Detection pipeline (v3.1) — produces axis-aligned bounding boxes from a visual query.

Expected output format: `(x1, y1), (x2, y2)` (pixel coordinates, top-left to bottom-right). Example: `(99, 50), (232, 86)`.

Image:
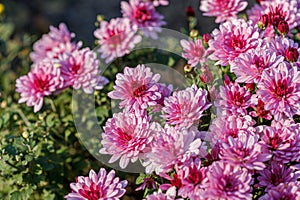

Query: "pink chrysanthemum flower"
(202, 161), (253, 200)
(160, 157), (207, 199)
(257, 161), (300, 191)
(199, 0), (248, 23)
(143, 125), (206, 174)
(162, 84), (211, 129)
(121, 0), (166, 39)
(220, 134), (271, 171)
(259, 182), (300, 200)
(267, 36), (300, 63)
(250, 96), (273, 120)
(208, 19), (260, 66)
(215, 81), (252, 115)
(256, 62), (300, 120)
(59, 47), (108, 94)
(258, 119), (300, 163)
(65, 168), (127, 200)
(147, 0), (169, 7)
(94, 18), (142, 64)
(100, 110), (155, 169)
(30, 23), (79, 63)
(144, 187), (177, 200)
(231, 47), (285, 83)
(209, 114), (257, 144)
(180, 39), (206, 67)
(108, 64), (172, 112)
(16, 62), (63, 112)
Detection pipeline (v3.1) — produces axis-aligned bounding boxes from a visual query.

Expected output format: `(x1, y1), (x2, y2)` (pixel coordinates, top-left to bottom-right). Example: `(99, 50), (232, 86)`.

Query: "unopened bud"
(246, 83), (255, 91)
(285, 47), (299, 62)
(202, 33), (212, 44)
(190, 29), (199, 38)
(185, 6), (195, 17)
(184, 64), (194, 73)
(257, 14), (268, 30)
(277, 20), (289, 36)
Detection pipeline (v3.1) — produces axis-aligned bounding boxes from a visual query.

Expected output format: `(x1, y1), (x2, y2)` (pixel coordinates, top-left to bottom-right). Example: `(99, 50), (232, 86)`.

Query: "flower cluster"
(16, 0), (300, 199)
(16, 23), (108, 112)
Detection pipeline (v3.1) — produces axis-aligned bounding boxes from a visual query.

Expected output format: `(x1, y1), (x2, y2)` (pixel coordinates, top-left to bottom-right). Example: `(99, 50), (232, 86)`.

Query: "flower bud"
(202, 33), (212, 44)
(246, 83), (255, 91)
(185, 6), (195, 17)
(184, 64), (194, 73)
(285, 47), (299, 62)
(277, 20), (289, 36)
(257, 14), (268, 30)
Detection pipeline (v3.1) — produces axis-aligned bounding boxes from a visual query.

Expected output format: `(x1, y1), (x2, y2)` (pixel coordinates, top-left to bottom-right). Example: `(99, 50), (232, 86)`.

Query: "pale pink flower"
(162, 85), (211, 129)
(121, 0), (166, 39)
(143, 125), (206, 174)
(144, 187), (177, 200)
(258, 119), (300, 163)
(208, 19), (260, 66)
(215, 81), (252, 115)
(59, 48), (107, 94)
(30, 23), (79, 63)
(108, 64), (172, 112)
(202, 161), (253, 200)
(231, 47), (285, 83)
(100, 110), (155, 169)
(199, 0), (248, 23)
(16, 62), (63, 112)
(256, 62), (300, 120)
(259, 182), (300, 200)
(209, 114), (257, 144)
(267, 36), (300, 63)
(257, 161), (300, 191)
(180, 39), (206, 67)
(94, 18), (142, 63)
(220, 134), (271, 171)
(147, 0), (169, 7)
(65, 168), (127, 200)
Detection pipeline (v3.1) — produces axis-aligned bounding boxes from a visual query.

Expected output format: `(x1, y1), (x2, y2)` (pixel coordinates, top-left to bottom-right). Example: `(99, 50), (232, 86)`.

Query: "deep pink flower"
(202, 161), (253, 200)
(208, 19), (260, 66)
(220, 134), (271, 171)
(231, 47), (284, 83)
(65, 168), (127, 200)
(258, 119), (300, 163)
(16, 62), (63, 112)
(248, 0), (300, 36)
(250, 97), (272, 120)
(259, 182), (300, 200)
(121, 0), (166, 39)
(143, 125), (206, 174)
(108, 64), (172, 112)
(94, 18), (142, 63)
(256, 62), (300, 120)
(199, 0), (248, 23)
(162, 84), (211, 129)
(100, 110), (155, 169)
(180, 39), (206, 67)
(59, 48), (108, 94)
(30, 23), (79, 63)
(215, 81), (252, 115)
(147, 0), (169, 7)
(257, 161), (300, 191)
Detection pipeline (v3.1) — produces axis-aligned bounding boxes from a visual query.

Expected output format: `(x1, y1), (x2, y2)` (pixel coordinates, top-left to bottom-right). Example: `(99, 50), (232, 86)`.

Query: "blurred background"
(4, 0), (256, 46)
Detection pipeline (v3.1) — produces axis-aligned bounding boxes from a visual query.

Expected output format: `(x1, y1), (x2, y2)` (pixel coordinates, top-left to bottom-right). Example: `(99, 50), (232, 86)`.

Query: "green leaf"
(46, 113), (57, 127)
(10, 185), (33, 200)
(135, 173), (146, 185)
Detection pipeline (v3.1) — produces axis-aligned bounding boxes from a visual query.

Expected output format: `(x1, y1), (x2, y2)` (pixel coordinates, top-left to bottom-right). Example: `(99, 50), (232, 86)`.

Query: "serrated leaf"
(46, 113), (57, 127)
(10, 186), (33, 200)
(135, 173), (146, 185)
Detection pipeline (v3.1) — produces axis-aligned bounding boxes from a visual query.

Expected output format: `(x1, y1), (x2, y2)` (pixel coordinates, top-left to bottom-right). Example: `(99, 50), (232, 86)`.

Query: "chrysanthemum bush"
(1, 0), (300, 199)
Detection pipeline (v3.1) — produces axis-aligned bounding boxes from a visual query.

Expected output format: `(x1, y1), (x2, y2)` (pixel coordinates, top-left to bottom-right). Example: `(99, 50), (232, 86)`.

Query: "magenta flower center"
(222, 176), (238, 192)
(253, 55), (267, 71)
(274, 79), (289, 98)
(116, 128), (132, 145)
(226, 35), (246, 51)
(78, 183), (103, 200)
(133, 84), (147, 97)
(33, 76), (50, 92)
(134, 6), (152, 23)
(187, 166), (203, 184)
(268, 134), (282, 150)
